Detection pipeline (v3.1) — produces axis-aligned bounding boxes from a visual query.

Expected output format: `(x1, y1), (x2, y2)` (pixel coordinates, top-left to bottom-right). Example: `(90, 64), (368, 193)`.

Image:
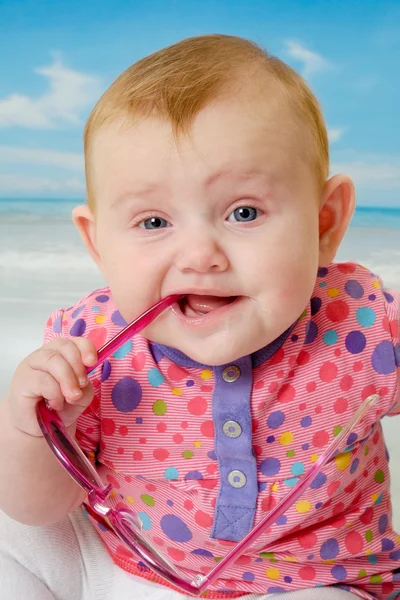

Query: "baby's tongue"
(184, 294), (233, 316)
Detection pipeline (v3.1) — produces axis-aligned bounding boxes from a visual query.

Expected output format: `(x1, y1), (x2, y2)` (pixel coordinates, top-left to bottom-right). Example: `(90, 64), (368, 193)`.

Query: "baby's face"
(87, 93), (321, 365)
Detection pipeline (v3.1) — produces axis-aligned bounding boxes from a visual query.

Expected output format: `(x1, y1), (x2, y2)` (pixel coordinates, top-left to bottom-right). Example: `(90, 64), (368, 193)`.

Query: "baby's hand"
(6, 338), (97, 437)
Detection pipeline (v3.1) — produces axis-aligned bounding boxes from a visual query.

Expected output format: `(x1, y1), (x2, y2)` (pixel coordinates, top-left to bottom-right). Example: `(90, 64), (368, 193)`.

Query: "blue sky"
(0, 0), (399, 206)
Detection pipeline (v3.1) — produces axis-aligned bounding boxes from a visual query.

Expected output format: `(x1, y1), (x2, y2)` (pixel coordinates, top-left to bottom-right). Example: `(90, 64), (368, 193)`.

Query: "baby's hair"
(84, 34), (329, 208)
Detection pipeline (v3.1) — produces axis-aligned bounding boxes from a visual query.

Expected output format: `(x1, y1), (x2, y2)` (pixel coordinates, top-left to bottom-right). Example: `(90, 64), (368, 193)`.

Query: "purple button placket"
(211, 355), (257, 542)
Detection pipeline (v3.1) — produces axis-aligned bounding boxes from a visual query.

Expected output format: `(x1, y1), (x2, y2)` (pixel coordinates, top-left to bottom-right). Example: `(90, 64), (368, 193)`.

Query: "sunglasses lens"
(49, 420), (104, 490)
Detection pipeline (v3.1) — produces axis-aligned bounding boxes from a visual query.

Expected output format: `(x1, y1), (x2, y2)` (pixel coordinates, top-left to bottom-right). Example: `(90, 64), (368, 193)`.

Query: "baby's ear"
(318, 174), (356, 267)
(72, 205), (102, 267)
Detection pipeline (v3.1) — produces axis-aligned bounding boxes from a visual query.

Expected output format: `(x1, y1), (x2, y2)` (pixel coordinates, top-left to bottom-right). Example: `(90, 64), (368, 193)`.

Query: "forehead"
(89, 90), (312, 195)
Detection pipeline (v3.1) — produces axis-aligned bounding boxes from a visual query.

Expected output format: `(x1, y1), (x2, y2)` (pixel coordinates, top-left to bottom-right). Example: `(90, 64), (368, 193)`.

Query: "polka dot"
(350, 459), (360, 474)
(279, 432), (294, 445)
(379, 514), (388, 534)
(113, 340), (133, 359)
(52, 315), (62, 333)
(324, 330), (338, 345)
(382, 539), (395, 552)
(111, 311), (127, 327)
(138, 512), (152, 530)
(310, 472), (327, 489)
(266, 567), (280, 580)
(335, 452), (351, 471)
(153, 400), (167, 415)
(132, 352), (146, 371)
(345, 531), (364, 554)
(243, 572), (255, 582)
(260, 457), (281, 476)
(184, 471), (203, 480)
(161, 515), (193, 542)
(345, 280), (364, 299)
(345, 331), (366, 354)
(72, 305), (86, 318)
(305, 321), (318, 344)
(200, 420), (215, 438)
(164, 467), (179, 480)
(320, 538), (339, 560)
(200, 369), (213, 381)
(296, 500), (311, 514)
(320, 361), (338, 383)
(372, 341), (396, 375)
(112, 377), (142, 412)
(101, 418), (116, 436)
(326, 300), (349, 323)
(374, 469), (385, 483)
(101, 360), (111, 382)
(356, 307), (376, 328)
(331, 565), (347, 581)
(301, 416), (312, 428)
(291, 462), (305, 476)
(154, 448), (169, 461)
(297, 532), (317, 549)
(312, 430), (329, 448)
(334, 397), (348, 414)
(195, 510), (213, 528)
(167, 364), (188, 381)
(148, 368), (165, 387)
(311, 297), (322, 315)
(318, 267), (328, 277)
(268, 411), (285, 429)
(167, 547), (185, 561)
(70, 318), (86, 337)
(187, 396), (207, 416)
(182, 450), (194, 459)
(299, 566), (316, 580)
(141, 494), (155, 507)
(277, 384), (296, 403)
(186, 380), (195, 387)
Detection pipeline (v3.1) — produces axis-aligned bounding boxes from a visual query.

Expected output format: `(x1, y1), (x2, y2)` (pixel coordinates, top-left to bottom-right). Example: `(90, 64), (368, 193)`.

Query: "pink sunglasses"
(36, 296), (378, 595)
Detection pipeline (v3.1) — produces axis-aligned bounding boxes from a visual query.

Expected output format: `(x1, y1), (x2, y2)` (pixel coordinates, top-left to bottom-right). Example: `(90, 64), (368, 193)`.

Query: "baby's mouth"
(178, 294), (238, 318)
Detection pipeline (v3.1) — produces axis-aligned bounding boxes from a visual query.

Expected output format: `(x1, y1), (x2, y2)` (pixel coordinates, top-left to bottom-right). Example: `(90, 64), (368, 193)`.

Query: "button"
(223, 420), (242, 438)
(228, 470), (247, 488)
(222, 365), (241, 383)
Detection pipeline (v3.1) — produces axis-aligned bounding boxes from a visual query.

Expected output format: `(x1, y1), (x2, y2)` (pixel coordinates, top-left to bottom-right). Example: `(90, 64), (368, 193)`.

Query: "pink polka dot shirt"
(44, 262), (400, 600)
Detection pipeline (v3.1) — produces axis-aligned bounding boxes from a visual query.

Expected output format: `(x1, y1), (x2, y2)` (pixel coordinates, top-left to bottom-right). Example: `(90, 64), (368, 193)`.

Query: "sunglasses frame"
(36, 296), (379, 595)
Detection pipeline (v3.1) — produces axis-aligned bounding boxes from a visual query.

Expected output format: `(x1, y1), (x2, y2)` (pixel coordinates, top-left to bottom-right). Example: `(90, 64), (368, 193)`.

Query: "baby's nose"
(174, 230), (229, 274)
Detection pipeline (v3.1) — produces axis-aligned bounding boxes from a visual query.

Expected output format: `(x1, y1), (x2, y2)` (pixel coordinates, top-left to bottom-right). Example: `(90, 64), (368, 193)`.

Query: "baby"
(0, 34), (399, 600)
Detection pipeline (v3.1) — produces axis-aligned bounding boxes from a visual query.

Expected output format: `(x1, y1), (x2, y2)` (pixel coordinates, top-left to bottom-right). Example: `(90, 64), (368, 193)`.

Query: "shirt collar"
(151, 321), (297, 370)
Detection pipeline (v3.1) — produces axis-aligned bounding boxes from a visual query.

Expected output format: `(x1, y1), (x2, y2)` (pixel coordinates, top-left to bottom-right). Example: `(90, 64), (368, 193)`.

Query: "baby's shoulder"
(44, 287), (130, 348)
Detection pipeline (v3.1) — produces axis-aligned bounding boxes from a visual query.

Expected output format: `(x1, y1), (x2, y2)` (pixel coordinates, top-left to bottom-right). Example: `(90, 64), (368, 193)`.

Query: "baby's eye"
(227, 206), (261, 222)
(138, 216), (171, 230)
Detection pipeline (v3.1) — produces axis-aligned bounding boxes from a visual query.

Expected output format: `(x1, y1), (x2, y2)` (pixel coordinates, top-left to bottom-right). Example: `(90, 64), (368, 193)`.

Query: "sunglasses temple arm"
(86, 295), (181, 375)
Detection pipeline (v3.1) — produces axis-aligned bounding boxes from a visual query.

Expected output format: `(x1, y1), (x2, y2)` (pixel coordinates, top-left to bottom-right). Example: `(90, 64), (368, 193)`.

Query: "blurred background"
(0, 0), (399, 520)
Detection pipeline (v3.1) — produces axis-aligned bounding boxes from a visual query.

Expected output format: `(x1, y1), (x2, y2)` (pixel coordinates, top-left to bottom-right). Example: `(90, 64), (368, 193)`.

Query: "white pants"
(0, 507), (358, 600)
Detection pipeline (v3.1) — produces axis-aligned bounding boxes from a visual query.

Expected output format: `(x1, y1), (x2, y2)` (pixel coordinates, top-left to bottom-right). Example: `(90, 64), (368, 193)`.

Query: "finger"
(28, 349), (85, 402)
(69, 337), (98, 369)
(48, 339), (93, 388)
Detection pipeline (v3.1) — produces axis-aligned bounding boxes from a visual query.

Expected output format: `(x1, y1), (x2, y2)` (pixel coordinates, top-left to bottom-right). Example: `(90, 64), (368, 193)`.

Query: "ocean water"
(1, 199), (400, 294)
(1, 198), (400, 228)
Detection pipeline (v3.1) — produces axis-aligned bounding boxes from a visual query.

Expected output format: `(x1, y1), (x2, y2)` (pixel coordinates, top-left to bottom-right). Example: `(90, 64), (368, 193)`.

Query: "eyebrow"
(113, 169), (270, 208)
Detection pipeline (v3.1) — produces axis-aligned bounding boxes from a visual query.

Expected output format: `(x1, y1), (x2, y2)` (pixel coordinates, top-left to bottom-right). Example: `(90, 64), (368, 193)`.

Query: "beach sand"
(1, 217), (400, 529)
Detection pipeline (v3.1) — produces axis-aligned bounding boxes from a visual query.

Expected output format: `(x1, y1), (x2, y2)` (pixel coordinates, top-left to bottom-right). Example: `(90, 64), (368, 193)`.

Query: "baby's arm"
(0, 328), (97, 526)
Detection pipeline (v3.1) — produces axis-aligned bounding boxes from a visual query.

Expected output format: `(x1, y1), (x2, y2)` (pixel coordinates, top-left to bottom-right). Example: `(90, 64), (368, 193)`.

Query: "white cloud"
(0, 56), (101, 129)
(0, 173), (85, 194)
(331, 154), (400, 190)
(284, 40), (330, 78)
(327, 128), (346, 143)
(0, 146), (83, 171)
